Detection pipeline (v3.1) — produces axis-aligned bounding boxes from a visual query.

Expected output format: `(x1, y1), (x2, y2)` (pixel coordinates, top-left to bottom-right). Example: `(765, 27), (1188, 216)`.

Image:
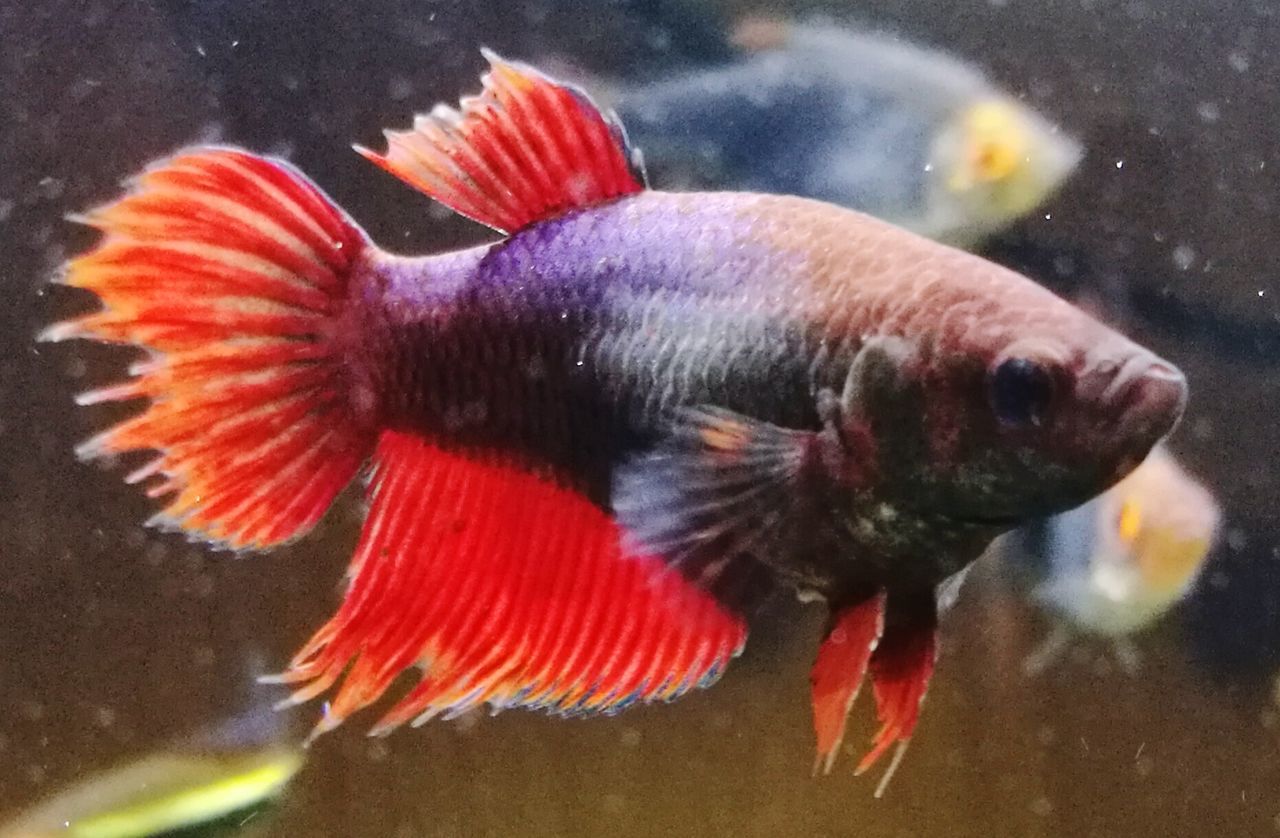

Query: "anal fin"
(273, 431), (747, 738)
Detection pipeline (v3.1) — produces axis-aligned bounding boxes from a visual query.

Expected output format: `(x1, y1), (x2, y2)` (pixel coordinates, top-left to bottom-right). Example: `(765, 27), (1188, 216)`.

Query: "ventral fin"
(613, 406), (815, 597)
(810, 593), (885, 776)
(358, 49), (647, 234)
(856, 601), (939, 797)
(272, 431), (746, 738)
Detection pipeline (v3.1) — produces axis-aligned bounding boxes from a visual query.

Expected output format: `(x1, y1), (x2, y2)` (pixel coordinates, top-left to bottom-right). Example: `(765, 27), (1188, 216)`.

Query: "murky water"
(3, 1), (1278, 835)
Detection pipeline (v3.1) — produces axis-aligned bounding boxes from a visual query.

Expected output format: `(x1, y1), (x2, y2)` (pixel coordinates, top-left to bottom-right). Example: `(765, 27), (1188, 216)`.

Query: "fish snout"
(1109, 357), (1188, 445)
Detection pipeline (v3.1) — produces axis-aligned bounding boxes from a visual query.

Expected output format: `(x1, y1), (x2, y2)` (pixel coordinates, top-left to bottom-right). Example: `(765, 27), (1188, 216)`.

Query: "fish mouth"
(1108, 357), (1188, 442)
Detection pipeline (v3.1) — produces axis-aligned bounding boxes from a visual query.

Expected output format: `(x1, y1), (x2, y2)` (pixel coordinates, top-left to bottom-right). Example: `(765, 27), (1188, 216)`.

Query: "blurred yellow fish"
(998, 444), (1221, 673)
(0, 708), (301, 838)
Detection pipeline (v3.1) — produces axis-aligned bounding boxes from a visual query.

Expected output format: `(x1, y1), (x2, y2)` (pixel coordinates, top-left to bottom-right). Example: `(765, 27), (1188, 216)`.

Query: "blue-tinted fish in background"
(996, 444), (1221, 674)
(601, 15), (1083, 248)
(41, 54), (1186, 792)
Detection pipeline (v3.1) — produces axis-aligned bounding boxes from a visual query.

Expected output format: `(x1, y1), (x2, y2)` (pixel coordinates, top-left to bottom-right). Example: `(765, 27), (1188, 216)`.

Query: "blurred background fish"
(593, 15), (1082, 248)
(994, 444), (1221, 675)
(0, 662), (302, 838)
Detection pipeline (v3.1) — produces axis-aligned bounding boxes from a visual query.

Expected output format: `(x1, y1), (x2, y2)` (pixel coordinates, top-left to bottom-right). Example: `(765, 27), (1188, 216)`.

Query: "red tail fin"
(43, 148), (375, 550)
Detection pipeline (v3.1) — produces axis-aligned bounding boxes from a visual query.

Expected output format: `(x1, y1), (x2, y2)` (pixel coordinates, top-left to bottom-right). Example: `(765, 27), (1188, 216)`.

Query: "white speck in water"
(196, 43), (206, 57)
(923, 162), (934, 173)
(1196, 101), (1222, 123)
(64, 357), (87, 379)
(94, 706), (116, 729)
(1228, 49), (1250, 73)
(1115, 159), (1125, 169)
(231, 39), (240, 48)
(1226, 528), (1248, 552)
(1171, 244), (1196, 271)
(388, 76), (413, 101)
(1044, 213), (1052, 220)
(35, 176), (64, 201)
(1259, 289), (1267, 297)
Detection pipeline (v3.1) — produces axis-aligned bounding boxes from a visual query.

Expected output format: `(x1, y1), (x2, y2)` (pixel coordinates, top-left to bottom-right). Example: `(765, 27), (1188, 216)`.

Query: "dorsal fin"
(357, 49), (647, 233)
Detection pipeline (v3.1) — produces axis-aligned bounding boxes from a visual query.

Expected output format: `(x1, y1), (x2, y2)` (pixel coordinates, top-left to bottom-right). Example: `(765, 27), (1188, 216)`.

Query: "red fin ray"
(276, 431), (747, 738)
(44, 148), (375, 550)
(358, 50), (646, 233)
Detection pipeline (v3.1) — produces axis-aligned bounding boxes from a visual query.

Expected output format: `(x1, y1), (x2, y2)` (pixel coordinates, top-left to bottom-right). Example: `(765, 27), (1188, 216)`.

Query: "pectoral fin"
(613, 406), (822, 599)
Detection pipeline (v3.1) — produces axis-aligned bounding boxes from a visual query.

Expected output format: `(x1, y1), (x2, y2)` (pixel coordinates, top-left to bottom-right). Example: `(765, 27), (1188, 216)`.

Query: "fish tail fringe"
(44, 147), (377, 550)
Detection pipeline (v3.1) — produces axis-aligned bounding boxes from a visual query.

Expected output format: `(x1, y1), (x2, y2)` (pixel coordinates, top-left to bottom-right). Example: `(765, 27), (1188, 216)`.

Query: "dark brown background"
(2, 1), (1278, 835)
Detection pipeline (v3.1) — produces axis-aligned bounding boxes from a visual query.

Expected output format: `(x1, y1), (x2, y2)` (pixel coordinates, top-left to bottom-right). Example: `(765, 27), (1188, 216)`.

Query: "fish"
(998, 444), (1220, 675)
(41, 52), (1186, 793)
(0, 714), (301, 838)
(602, 15), (1083, 248)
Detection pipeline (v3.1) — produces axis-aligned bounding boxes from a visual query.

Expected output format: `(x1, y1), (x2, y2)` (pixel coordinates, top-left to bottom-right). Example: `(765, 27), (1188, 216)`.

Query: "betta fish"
(999, 444), (1220, 675)
(601, 16), (1083, 248)
(42, 52), (1187, 793)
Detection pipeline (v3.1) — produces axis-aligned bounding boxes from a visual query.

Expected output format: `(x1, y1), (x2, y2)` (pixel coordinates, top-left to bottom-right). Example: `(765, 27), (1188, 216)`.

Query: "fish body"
(356, 190), (1174, 598)
(607, 18), (1083, 247)
(44, 54), (1184, 790)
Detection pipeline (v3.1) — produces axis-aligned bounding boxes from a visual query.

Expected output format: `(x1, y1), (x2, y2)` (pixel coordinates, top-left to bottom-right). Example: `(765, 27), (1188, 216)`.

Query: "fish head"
(900, 298), (1187, 529)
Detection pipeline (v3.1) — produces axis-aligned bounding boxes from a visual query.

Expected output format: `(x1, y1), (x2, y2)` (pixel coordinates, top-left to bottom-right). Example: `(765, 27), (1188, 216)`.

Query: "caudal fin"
(43, 148), (376, 550)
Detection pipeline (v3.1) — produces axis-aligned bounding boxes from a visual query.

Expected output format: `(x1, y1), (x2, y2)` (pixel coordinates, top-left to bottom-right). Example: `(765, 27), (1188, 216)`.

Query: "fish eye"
(988, 357), (1056, 428)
